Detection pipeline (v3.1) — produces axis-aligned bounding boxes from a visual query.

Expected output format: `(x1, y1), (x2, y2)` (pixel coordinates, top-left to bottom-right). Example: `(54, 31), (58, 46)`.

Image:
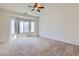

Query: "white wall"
(39, 4), (79, 46)
(0, 8), (38, 42)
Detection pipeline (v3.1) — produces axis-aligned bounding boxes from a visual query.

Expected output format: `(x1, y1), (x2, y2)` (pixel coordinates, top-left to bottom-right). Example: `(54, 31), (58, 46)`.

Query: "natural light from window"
(11, 20), (15, 34)
(31, 21), (35, 32)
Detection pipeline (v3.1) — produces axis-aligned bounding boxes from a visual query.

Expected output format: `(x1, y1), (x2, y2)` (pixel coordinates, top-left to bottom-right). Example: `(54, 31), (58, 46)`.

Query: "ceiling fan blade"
(37, 9), (40, 12)
(39, 7), (44, 9)
(31, 9), (35, 11)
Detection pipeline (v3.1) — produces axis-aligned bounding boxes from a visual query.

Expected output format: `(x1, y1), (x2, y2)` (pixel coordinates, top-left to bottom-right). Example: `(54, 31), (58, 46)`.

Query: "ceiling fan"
(28, 3), (44, 12)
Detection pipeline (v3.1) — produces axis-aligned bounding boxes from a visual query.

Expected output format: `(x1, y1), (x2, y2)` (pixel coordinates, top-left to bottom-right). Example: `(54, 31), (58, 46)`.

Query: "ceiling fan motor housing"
(28, 3), (44, 12)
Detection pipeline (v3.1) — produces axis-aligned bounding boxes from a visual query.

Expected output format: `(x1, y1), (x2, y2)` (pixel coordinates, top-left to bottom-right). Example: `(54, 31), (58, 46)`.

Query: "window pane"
(19, 21), (23, 33)
(31, 21), (35, 32)
(11, 20), (15, 34)
(24, 22), (29, 32)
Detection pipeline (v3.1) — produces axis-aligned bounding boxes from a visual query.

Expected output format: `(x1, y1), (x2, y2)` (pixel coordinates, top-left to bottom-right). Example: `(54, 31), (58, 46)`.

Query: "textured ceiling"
(0, 3), (78, 17)
(0, 3), (45, 16)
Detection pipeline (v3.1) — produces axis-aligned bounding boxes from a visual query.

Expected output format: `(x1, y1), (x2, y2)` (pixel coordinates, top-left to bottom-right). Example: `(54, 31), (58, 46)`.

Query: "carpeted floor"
(0, 37), (79, 56)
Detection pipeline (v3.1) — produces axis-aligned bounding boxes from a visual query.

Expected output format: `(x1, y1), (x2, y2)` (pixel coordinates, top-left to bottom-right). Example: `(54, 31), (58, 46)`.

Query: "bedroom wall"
(39, 4), (79, 46)
(0, 8), (38, 42)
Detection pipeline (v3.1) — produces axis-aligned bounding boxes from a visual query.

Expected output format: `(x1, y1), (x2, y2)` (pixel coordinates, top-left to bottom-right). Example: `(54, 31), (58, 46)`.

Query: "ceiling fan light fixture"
(28, 3), (44, 12)
(34, 7), (38, 10)
(38, 3), (44, 7)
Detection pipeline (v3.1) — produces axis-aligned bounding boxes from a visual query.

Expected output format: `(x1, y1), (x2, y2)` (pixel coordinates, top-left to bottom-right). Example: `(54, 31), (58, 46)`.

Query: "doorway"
(10, 17), (39, 39)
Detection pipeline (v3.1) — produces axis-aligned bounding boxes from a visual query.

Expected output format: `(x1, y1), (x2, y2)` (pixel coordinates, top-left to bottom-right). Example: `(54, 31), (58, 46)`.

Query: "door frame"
(15, 17), (39, 37)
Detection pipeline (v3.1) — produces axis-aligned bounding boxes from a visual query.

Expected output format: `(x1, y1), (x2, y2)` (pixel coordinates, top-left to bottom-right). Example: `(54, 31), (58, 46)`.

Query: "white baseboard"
(39, 35), (79, 46)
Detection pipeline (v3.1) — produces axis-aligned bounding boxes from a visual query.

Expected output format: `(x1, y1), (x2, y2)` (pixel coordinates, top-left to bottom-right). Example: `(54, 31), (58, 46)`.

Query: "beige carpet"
(0, 37), (79, 56)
